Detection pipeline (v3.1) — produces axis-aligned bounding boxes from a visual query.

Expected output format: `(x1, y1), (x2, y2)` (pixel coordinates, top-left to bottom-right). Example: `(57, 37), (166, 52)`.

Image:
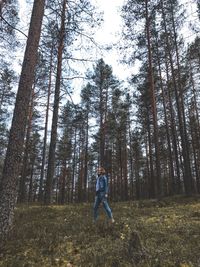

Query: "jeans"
(93, 192), (113, 221)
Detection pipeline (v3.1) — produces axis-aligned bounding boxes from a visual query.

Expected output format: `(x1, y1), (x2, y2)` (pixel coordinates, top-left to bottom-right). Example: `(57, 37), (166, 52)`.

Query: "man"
(93, 167), (114, 223)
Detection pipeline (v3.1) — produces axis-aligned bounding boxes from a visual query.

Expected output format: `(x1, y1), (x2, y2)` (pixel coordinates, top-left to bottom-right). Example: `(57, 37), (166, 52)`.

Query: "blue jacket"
(96, 175), (108, 194)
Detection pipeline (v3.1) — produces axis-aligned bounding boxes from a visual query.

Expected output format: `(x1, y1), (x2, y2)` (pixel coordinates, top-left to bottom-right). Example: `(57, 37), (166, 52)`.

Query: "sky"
(90, 0), (126, 70)
(91, 0), (136, 79)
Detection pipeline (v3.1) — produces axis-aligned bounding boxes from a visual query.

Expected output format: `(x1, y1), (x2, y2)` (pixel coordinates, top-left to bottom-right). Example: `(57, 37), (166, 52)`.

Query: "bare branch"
(64, 57), (96, 62)
(0, 14), (28, 38)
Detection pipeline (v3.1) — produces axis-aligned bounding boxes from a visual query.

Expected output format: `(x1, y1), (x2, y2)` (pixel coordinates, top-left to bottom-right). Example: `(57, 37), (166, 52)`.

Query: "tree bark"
(170, 0), (193, 194)
(164, 57), (182, 194)
(71, 128), (77, 202)
(18, 88), (34, 203)
(38, 44), (53, 202)
(44, 0), (66, 204)
(83, 111), (89, 201)
(145, 0), (162, 198)
(146, 116), (155, 198)
(155, 39), (175, 195)
(0, 0), (45, 243)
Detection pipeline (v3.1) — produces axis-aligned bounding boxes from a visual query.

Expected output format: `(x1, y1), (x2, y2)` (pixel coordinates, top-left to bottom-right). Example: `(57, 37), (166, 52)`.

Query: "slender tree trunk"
(145, 0), (162, 198)
(161, 0), (183, 193)
(83, 112), (89, 201)
(99, 82), (104, 166)
(38, 44), (53, 202)
(161, 0), (192, 194)
(44, 0), (66, 204)
(155, 40), (175, 195)
(0, 0), (45, 243)
(189, 108), (200, 193)
(189, 58), (200, 142)
(78, 130), (84, 202)
(99, 111), (105, 167)
(118, 135), (123, 200)
(28, 157), (35, 203)
(58, 162), (66, 204)
(170, 1), (193, 194)
(164, 57), (182, 194)
(123, 139), (128, 200)
(71, 128), (77, 203)
(189, 57), (200, 192)
(145, 134), (151, 198)
(135, 149), (140, 200)
(112, 146), (117, 201)
(99, 77), (108, 168)
(147, 114), (155, 198)
(18, 88), (34, 202)
(128, 124), (134, 200)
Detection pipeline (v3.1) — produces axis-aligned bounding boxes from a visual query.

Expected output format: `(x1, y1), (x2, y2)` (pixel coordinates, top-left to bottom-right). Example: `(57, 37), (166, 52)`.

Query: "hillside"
(0, 196), (200, 267)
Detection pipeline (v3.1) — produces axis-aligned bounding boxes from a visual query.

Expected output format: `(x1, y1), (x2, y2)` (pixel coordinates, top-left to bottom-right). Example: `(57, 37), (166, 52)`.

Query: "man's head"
(97, 167), (106, 175)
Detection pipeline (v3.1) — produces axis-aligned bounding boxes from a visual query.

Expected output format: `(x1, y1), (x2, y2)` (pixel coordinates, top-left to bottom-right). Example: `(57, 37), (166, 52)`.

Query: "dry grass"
(0, 195), (200, 267)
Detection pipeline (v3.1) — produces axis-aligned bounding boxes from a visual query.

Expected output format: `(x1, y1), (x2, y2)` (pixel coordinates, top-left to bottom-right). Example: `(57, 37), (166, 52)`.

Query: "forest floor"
(0, 195), (200, 267)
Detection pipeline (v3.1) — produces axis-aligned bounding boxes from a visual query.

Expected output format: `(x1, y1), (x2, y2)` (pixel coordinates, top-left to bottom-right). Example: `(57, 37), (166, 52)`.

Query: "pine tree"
(44, 0), (67, 205)
(91, 59), (119, 168)
(80, 83), (93, 201)
(43, 0), (100, 204)
(57, 101), (75, 204)
(0, 0), (45, 243)
(0, 65), (16, 176)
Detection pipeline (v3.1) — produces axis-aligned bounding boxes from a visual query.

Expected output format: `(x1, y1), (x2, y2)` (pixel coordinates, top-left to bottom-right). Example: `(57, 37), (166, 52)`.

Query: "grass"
(0, 195), (200, 267)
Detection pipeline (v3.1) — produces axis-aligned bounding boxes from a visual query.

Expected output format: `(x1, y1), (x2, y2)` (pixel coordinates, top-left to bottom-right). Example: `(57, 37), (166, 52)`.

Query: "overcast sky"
(90, 0), (135, 80)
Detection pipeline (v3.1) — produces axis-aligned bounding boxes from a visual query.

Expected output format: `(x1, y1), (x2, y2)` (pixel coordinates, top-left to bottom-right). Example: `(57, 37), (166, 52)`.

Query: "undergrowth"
(0, 195), (199, 267)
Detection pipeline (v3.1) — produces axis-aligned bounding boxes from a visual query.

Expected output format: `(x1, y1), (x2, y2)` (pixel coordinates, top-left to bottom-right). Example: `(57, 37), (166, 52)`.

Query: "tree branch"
(0, 14), (28, 38)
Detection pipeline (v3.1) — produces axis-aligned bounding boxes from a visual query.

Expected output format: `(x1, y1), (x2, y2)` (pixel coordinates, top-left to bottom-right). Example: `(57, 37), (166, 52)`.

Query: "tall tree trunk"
(71, 128), (77, 203)
(145, 134), (151, 198)
(147, 113), (155, 198)
(170, 0), (193, 194)
(123, 137), (128, 200)
(83, 112), (89, 202)
(0, 0), (45, 243)
(99, 108), (105, 167)
(78, 130), (84, 202)
(99, 81), (103, 166)
(99, 80), (108, 168)
(58, 162), (66, 204)
(135, 148), (140, 200)
(38, 44), (53, 202)
(189, 108), (200, 193)
(161, 0), (183, 193)
(188, 56), (200, 193)
(145, 0), (162, 198)
(44, 0), (66, 204)
(161, 0), (192, 194)
(155, 40), (175, 195)
(28, 157), (35, 203)
(18, 88), (34, 202)
(128, 125), (134, 200)
(118, 134), (123, 200)
(164, 57), (182, 194)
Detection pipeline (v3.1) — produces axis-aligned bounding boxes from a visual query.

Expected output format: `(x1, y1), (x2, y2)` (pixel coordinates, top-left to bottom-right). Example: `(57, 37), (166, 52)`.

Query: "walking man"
(93, 167), (114, 223)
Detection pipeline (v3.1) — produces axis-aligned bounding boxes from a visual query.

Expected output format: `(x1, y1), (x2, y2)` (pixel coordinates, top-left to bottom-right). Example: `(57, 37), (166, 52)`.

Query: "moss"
(0, 196), (199, 267)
